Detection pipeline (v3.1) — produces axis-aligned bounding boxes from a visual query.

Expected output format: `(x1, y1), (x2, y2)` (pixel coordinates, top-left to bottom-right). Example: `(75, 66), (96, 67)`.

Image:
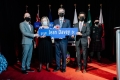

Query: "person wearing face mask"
(37, 16), (53, 72)
(19, 13), (39, 74)
(53, 8), (71, 73)
(89, 18), (103, 63)
(73, 12), (90, 73)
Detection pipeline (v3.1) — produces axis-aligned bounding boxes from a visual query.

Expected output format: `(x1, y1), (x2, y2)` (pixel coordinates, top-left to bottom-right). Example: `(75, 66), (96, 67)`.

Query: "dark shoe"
(37, 68), (41, 72)
(62, 69), (66, 73)
(83, 69), (86, 73)
(53, 68), (60, 72)
(26, 69), (35, 72)
(97, 60), (102, 63)
(22, 70), (28, 74)
(46, 68), (50, 72)
(88, 58), (92, 63)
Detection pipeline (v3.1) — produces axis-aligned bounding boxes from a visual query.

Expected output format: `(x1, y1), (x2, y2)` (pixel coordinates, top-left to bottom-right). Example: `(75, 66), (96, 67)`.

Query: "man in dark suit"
(53, 8), (71, 72)
(74, 12), (90, 73)
(19, 13), (39, 74)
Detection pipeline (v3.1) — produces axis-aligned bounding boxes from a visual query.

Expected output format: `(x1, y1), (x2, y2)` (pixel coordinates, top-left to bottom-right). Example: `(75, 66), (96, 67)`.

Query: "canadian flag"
(99, 8), (105, 50)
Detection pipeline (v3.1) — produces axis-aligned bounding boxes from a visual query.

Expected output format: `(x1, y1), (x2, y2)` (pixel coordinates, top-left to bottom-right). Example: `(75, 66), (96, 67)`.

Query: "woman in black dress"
(37, 16), (52, 72)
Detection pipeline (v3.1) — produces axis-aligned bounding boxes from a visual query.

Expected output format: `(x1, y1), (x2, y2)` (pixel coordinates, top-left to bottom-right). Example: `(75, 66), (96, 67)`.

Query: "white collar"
(79, 21), (84, 23)
(59, 17), (64, 20)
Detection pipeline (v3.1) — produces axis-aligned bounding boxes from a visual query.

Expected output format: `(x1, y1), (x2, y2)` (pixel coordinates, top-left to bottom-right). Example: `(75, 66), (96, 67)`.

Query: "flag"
(87, 8), (92, 27)
(87, 8), (92, 48)
(36, 13), (40, 22)
(73, 8), (78, 24)
(48, 7), (54, 28)
(99, 8), (105, 50)
(49, 8), (52, 22)
(34, 6), (41, 47)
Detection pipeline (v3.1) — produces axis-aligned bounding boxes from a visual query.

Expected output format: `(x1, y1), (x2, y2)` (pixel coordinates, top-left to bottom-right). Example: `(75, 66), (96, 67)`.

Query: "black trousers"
(76, 43), (87, 69)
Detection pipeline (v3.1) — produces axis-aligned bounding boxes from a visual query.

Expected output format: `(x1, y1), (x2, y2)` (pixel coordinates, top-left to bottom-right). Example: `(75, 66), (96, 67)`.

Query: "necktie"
(60, 20), (63, 28)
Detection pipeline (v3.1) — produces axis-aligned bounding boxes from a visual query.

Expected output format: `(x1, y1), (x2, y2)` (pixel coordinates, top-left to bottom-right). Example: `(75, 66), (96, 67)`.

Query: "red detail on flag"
(101, 24), (105, 50)
(101, 24), (105, 37)
(36, 14), (40, 22)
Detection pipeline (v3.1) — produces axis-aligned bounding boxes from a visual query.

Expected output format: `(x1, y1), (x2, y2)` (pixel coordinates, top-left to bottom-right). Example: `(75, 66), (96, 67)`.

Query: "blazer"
(19, 21), (34, 44)
(74, 22), (90, 45)
(54, 18), (71, 40)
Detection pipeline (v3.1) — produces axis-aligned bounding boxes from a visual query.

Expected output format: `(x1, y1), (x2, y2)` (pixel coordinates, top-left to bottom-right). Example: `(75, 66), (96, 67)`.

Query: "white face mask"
(42, 21), (48, 26)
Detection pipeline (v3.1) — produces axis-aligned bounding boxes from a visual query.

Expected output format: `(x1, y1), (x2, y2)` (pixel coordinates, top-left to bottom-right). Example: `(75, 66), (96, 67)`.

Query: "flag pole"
(60, 4), (63, 8)
(37, 5), (39, 18)
(74, 4), (76, 9)
(87, 4), (91, 48)
(100, 4), (102, 8)
(88, 4), (90, 9)
(26, 5), (28, 12)
(49, 4), (51, 10)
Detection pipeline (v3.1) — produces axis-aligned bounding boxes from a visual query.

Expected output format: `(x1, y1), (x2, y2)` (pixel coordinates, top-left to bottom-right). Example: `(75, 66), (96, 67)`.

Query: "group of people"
(19, 8), (103, 74)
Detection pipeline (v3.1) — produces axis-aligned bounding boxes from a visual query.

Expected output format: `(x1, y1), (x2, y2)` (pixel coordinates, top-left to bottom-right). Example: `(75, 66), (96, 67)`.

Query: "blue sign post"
(38, 28), (78, 38)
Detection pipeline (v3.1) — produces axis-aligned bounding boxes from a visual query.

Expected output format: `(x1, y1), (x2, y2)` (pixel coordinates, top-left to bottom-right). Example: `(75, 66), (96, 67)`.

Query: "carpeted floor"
(0, 58), (116, 80)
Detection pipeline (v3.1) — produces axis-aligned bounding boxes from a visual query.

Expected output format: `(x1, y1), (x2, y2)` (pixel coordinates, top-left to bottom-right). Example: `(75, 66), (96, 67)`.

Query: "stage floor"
(0, 58), (116, 80)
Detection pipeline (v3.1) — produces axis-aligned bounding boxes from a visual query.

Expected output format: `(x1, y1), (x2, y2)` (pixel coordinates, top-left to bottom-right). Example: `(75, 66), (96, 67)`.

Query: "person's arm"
(67, 20), (71, 28)
(19, 23), (35, 38)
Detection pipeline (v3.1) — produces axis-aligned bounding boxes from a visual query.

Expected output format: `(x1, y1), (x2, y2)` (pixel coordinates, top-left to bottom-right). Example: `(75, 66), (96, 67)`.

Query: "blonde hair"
(41, 16), (50, 26)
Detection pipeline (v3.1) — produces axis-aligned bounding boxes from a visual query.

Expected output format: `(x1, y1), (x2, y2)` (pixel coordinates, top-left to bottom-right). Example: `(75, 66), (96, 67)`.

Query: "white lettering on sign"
(41, 32), (47, 36)
(49, 30), (57, 34)
(58, 30), (70, 35)
(72, 30), (75, 34)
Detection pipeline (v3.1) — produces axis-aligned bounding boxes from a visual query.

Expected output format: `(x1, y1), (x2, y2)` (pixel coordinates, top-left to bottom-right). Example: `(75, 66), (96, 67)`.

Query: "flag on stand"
(99, 8), (105, 50)
(34, 6), (41, 47)
(48, 7), (54, 28)
(73, 8), (78, 25)
(87, 7), (92, 48)
(87, 8), (92, 27)
(49, 7), (52, 22)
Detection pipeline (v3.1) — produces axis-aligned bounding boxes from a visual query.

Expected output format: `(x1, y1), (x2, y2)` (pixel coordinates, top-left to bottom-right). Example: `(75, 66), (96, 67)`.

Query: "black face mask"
(95, 22), (99, 25)
(59, 13), (64, 17)
(25, 17), (31, 21)
(79, 17), (84, 21)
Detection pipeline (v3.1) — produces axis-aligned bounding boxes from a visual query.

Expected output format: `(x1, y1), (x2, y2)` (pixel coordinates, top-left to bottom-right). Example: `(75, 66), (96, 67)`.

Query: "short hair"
(58, 8), (65, 13)
(79, 11), (86, 17)
(24, 12), (30, 18)
(41, 16), (50, 26)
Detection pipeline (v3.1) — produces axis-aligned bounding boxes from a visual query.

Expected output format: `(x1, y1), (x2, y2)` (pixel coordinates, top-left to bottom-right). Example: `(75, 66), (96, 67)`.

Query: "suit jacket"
(19, 21), (34, 44)
(54, 18), (71, 40)
(74, 22), (90, 46)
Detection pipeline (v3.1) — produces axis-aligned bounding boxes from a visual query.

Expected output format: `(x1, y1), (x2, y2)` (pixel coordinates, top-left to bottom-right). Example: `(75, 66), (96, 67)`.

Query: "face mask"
(42, 21), (48, 26)
(79, 17), (84, 21)
(59, 13), (64, 17)
(25, 17), (31, 21)
(95, 22), (99, 25)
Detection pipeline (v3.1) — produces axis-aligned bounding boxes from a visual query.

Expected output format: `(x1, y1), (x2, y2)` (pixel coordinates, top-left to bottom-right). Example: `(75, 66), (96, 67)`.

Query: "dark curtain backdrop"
(0, 0), (120, 65)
